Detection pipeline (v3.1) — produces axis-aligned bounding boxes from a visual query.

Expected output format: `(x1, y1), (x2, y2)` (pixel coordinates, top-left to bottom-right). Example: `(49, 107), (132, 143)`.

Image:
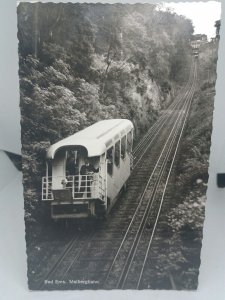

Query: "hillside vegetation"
(17, 3), (193, 224)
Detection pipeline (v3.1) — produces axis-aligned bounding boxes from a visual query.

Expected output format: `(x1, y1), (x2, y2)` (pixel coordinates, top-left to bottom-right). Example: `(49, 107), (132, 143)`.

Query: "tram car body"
(42, 119), (134, 219)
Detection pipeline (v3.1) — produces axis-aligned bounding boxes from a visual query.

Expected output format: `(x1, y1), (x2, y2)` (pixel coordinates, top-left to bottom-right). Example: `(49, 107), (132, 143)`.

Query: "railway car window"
(127, 131), (133, 154)
(121, 136), (126, 160)
(107, 147), (113, 175)
(115, 140), (120, 167)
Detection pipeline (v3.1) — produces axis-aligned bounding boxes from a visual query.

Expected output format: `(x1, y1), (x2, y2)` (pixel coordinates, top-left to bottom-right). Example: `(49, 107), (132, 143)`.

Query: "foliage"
(17, 3), (193, 226)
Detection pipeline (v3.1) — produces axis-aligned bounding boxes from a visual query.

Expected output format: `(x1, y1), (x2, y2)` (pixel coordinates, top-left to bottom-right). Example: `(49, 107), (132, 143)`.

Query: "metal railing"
(42, 174), (106, 201)
(42, 176), (53, 200)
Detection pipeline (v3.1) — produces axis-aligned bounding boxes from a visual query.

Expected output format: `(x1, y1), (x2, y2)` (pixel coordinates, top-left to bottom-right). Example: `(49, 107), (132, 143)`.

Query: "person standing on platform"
(79, 158), (99, 198)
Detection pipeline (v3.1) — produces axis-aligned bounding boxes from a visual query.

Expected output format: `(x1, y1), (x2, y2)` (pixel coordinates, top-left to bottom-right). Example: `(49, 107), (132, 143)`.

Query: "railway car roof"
(46, 119), (133, 159)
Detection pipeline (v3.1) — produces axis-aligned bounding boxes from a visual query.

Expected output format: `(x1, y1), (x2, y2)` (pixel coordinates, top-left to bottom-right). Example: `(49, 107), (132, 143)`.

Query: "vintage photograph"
(17, 1), (221, 290)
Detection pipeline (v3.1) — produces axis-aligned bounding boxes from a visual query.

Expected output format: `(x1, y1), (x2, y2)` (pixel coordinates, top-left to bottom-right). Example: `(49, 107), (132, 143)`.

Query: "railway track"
(102, 62), (197, 289)
(36, 59), (198, 290)
(133, 60), (195, 166)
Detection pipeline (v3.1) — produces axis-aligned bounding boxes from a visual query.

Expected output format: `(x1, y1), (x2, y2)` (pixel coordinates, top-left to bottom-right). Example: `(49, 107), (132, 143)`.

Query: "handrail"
(42, 174), (106, 201)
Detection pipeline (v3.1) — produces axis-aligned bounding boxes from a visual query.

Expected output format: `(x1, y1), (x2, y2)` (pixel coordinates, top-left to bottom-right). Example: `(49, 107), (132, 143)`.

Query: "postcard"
(17, 1), (221, 290)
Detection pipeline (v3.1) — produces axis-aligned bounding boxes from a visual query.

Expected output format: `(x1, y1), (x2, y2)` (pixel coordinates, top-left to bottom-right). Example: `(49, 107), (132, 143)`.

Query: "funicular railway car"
(191, 46), (199, 58)
(42, 119), (134, 219)
(193, 49), (199, 58)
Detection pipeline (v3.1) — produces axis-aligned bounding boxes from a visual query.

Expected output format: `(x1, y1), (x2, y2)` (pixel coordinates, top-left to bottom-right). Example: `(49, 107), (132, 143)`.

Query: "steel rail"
(127, 62), (198, 289)
(137, 62), (198, 289)
(118, 87), (194, 288)
(103, 88), (192, 287)
(117, 111), (185, 289)
(38, 233), (81, 289)
(103, 60), (197, 289)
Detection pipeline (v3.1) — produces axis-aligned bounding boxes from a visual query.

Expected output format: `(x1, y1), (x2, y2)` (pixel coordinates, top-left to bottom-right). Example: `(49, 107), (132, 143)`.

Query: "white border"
(0, 1), (225, 299)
